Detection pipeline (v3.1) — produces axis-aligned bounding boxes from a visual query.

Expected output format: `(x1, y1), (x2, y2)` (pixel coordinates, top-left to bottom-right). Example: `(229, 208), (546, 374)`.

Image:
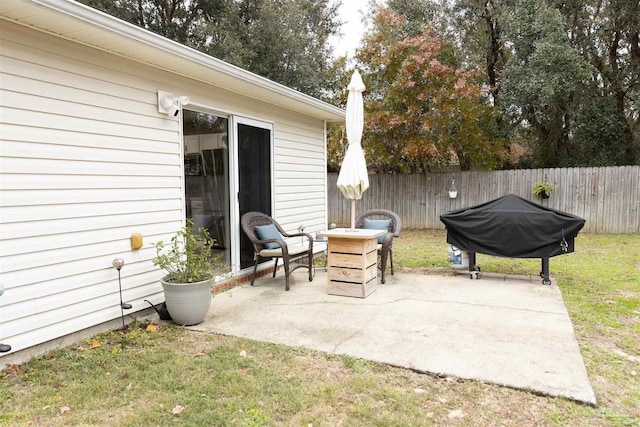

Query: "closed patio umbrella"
(337, 70), (368, 229)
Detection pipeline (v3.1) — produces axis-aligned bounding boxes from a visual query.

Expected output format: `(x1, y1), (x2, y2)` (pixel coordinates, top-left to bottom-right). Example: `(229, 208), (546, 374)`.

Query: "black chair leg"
(389, 250), (394, 276)
(273, 257), (278, 277)
(308, 251), (313, 281)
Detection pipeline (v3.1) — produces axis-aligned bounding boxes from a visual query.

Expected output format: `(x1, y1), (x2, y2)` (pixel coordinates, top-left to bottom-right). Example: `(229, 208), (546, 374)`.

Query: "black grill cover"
(440, 194), (585, 258)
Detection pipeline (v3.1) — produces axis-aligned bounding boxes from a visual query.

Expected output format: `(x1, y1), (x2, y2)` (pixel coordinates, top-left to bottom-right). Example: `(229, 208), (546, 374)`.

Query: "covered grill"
(440, 194), (585, 284)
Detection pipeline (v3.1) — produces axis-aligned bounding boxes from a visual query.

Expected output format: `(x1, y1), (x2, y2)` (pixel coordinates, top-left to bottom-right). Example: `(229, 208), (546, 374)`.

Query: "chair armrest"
(284, 232), (313, 242)
(281, 232), (313, 252)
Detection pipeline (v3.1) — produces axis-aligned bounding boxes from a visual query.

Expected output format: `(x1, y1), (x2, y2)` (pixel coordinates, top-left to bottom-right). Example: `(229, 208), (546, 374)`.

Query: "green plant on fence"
(532, 181), (554, 198)
(153, 218), (229, 283)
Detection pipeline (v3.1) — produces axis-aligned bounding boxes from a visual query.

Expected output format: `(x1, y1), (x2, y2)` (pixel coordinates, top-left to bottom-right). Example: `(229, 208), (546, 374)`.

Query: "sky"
(330, 0), (374, 58)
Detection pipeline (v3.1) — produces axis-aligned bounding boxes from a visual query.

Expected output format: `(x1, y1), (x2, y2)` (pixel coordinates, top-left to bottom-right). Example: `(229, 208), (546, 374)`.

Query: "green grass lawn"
(1, 231), (638, 426)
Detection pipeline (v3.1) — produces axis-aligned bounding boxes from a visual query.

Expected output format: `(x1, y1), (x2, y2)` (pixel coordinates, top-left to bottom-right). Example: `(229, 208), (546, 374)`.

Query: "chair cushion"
(259, 244), (309, 258)
(363, 219), (391, 243)
(255, 224), (282, 249)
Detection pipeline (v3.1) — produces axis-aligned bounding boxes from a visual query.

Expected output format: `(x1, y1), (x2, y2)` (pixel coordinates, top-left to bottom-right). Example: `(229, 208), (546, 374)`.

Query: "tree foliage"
(80, 0), (341, 98)
(386, 0), (639, 168)
(461, 0), (638, 167)
(81, 0), (639, 170)
(452, 0), (508, 108)
(341, 7), (506, 173)
(552, 0), (640, 166)
(499, 0), (591, 167)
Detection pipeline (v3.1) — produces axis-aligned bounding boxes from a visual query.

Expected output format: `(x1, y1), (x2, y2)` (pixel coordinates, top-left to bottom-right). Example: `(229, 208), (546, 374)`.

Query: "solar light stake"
(112, 258), (132, 329)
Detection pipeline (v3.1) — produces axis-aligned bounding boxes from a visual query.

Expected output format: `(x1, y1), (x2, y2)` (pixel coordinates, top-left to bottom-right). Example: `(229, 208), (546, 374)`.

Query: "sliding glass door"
(236, 118), (273, 269)
(182, 111), (272, 273)
(183, 110), (231, 265)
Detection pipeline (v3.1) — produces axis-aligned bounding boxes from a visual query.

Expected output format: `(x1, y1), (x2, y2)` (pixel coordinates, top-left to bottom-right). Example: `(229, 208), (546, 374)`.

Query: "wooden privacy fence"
(327, 166), (639, 233)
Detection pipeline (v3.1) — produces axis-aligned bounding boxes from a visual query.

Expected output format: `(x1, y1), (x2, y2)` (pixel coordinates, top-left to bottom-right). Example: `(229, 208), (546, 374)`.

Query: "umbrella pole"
(351, 199), (356, 229)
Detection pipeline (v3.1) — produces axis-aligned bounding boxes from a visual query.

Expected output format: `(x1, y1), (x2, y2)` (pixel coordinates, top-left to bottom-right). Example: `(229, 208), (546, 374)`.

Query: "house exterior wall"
(0, 20), (328, 358)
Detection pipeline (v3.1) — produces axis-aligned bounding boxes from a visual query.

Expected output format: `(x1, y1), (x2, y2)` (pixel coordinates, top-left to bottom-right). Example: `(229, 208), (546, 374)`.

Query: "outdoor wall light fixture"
(112, 258), (132, 329)
(157, 91), (190, 116)
(449, 177), (458, 199)
(0, 284), (10, 353)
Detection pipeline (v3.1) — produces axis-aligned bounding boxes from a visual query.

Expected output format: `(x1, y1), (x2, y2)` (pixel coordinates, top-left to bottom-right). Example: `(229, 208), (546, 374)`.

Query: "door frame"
(230, 115), (275, 275)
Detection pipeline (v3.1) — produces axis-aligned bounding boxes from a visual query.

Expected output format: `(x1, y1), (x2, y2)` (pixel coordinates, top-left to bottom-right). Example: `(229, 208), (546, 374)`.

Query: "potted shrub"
(533, 181), (554, 199)
(153, 218), (231, 325)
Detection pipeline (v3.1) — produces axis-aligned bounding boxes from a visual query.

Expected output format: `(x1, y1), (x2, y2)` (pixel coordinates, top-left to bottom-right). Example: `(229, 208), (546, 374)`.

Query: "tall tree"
(386, 0), (443, 36)
(80, 0), (341, 98)
(552, 0), (640, 165)
(391, 0), (639, 167)
(200, 0), (341, 96)
(452, 0), (508, 109)
(350, 7), (505, 172)
(388, 0), (512, 164)
(499, 0), (590, 167)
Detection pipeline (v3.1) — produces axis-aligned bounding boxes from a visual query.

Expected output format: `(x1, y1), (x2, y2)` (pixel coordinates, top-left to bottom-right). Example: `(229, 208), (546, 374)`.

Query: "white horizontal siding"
(0, 200), (180, 222)
(0, 210), (178, 238)
(0, 157), (179, 177)
(0, 125), (177, 154)
(0, 67), (153, 115)
(0, 21), (183, 354)
(1, 139), (177, 165)
(1, 226), (168, 270)
(0, 174), (180, 190)
(3, 266), (160, 316)
(2, 27), (160, 100)
(0, 219), (174, 257)
(272, 116), (327, 235)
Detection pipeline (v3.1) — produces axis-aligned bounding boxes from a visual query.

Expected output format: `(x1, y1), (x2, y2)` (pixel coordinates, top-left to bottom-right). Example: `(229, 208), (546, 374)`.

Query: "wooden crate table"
(316, 228), (386, 298)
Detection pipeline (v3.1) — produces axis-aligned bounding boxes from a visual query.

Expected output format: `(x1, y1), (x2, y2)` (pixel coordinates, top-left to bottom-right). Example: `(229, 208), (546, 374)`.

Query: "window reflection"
(183, 110), (230, 265)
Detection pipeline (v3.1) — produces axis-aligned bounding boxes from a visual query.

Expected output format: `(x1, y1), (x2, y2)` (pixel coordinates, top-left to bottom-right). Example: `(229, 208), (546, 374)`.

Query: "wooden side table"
(317, 228), (386, 298)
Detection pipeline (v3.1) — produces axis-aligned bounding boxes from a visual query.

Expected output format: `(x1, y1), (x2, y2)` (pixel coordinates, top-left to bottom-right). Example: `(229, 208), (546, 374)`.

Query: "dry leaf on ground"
(448, 409), (465, 419)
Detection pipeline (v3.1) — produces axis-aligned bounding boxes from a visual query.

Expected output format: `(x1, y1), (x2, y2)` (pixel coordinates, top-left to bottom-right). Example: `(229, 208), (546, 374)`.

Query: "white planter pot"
(161, 277), (213, 325)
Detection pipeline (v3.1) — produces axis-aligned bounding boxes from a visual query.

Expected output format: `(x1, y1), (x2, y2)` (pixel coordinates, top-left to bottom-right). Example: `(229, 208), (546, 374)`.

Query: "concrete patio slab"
(190, 270), (596, 405)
